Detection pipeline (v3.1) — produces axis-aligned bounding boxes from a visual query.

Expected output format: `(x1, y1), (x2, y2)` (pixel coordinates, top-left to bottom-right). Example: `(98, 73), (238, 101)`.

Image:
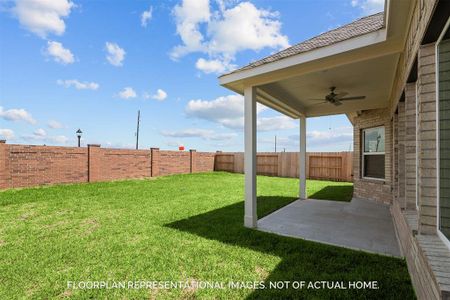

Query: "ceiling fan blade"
(335, 92), (348, 99)
(333, 101), (343, 106)
(339, 96), (366, 101)
(310, 101), (328, 106)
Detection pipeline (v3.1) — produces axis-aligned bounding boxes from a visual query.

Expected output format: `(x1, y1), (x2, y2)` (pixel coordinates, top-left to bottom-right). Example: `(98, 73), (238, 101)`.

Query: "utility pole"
(136, 110), (140, 150)
(274, 135), (277, 152)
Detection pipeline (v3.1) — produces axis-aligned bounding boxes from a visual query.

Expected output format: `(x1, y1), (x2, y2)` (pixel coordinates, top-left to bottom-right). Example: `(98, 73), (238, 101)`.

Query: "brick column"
(0, 140), (10, 189)
(190, 149), (196, 173)
(392, 113), (399, 203)
(398, 102), (406, 209)
(418, 43), (437, 234)
(151, 148), (160, 177)
(88, 144), (101, 182)
(405, 82), (417, 210)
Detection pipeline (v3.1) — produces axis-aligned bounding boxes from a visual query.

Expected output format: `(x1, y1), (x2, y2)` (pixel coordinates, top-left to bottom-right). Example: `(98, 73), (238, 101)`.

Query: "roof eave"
(219, 27), (388, 89)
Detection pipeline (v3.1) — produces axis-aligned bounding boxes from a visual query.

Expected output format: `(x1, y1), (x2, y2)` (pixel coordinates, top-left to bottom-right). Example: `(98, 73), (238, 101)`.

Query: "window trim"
(362, 126), (385, 181)
(436, 16), (450, 250)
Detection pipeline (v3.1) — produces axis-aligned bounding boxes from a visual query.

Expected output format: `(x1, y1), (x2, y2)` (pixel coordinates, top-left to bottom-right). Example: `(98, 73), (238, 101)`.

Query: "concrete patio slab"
(257, 198), (401, 257)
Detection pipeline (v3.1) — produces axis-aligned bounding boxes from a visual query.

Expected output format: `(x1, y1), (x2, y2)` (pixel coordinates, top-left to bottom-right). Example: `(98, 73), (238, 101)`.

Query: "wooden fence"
(214, 152), (353, 182)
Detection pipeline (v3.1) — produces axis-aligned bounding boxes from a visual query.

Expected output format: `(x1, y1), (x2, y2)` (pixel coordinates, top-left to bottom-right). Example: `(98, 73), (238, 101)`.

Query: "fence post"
(0, 140), (10, 189)
(190, 149), (196, 173)
(151, 148), (160, 177)
(88, 144), (101, 182)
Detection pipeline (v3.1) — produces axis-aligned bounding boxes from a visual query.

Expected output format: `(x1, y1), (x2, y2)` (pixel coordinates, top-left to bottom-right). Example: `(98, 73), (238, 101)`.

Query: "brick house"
(219, 1), (450, 299)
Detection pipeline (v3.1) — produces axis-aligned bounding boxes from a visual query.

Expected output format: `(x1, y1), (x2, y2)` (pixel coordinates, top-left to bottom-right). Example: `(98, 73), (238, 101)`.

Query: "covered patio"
(258, 197), (401, 257)
(219, 2), (413, 255)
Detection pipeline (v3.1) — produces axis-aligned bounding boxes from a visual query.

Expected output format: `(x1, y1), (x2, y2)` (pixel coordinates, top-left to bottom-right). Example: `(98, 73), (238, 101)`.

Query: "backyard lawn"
(0, 172), (413, 299)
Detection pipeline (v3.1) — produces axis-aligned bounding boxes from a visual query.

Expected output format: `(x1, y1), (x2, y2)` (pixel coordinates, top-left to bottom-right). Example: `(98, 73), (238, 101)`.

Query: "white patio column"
(299, 115), (307, 199)
(244, 86), (257, 228)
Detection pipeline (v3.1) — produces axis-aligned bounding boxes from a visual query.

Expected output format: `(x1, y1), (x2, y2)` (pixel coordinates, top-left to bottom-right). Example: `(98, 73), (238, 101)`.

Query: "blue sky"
(0, 0), (383, 152)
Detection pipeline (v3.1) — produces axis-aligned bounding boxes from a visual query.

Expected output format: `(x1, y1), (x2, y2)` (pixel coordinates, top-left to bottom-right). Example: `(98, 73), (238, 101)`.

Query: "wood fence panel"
(214, 151), (353, 182)
(214, 153), (235, 172)
(257, 154), (278, 176)
(234, 153), (244, 173)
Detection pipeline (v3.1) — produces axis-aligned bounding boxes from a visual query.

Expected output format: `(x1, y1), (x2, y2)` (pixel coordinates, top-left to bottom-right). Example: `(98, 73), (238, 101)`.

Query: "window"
(437, 18), (450, 247)
(362, 127), (385, 179)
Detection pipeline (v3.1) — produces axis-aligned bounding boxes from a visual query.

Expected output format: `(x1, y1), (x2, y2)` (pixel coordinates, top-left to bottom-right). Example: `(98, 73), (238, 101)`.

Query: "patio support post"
(299, 116), (307, 199)
(244, 86), (257, 228)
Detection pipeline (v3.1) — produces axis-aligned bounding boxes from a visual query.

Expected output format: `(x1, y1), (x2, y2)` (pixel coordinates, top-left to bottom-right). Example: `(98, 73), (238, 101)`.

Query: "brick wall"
(0, 143), (216, 189)
(418, 43), (438, 234)
(398, 102), (407, 208)
(391, 202), (442, 300)
(158, 150), (191, 176)
(353, 108), (393, 204)
(193, 151), (215, 173)
(405, 83), (418, 210)
(7, 144), (88, 188)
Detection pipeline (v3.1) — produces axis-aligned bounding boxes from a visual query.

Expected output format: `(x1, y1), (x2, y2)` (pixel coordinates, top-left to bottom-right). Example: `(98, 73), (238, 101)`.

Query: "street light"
(76, 129), (82, 147)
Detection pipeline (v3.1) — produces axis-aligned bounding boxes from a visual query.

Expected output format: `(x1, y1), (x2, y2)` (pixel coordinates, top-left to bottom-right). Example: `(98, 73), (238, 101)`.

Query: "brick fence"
(0, 141), (353, 189)
(0, 141), (215, 189)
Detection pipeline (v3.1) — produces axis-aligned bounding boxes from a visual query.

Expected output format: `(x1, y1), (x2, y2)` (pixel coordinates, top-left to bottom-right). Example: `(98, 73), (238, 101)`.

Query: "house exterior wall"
(417, 43), (438, 235)
(356, 42), (447, 297)
(398, 102), (407, 208)
(353, 12), (450, 296)
(353, 108), (392, 204)
(405, 83), (418, 210)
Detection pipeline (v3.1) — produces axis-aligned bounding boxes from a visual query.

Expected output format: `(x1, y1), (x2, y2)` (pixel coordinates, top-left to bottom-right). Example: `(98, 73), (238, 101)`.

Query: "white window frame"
(436, 16), (450, 250)
(362, 126), (386, 181)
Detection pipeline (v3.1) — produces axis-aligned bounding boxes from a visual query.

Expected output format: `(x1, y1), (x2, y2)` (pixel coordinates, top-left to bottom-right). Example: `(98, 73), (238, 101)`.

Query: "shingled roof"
(221, 12), (384, 77)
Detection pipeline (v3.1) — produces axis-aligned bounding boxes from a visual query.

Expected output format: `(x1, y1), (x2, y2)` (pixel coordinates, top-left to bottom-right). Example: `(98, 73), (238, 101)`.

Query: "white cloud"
(306, 126), (353, 147)
(0, 106), (36, 124)
(186, 94), (287, 130)
(118, 87), (137, 99)
(51, 135), (69, 144)
(161, 128), (237, 140)
(141, 6), (153, 27)
(171, 0), (210, 59)
(57, 79), (99, 90)
(12, 0), (75, 38)
(46, 41), (74, 64)
(0, 129), (15, 140)
(283, 126), (353, 150)
(258, 116), (296, 131)
(34, 128), (47, 137)
(146, 89), (167, 101)
(104, 141), (134, 149)
(207, 2), (289, 55)
(48, 120), (64, 129)
(171, 0), (289, 73)
(351, 0), (384, 14)
(105, 42), (125, 66)
(22, 129), (69, 145)
(195, 57), (235, 74)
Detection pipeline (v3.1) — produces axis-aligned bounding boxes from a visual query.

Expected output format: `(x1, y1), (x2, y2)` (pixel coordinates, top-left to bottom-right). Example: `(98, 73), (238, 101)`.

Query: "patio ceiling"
(256, 52), (400, 117)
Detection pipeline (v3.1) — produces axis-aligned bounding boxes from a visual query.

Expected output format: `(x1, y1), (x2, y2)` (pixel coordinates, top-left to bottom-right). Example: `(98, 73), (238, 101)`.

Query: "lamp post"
(76, 129), (82, 147)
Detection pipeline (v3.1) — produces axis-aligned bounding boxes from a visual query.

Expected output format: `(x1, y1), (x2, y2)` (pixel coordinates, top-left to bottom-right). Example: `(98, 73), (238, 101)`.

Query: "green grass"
(0, 172), (413, 299)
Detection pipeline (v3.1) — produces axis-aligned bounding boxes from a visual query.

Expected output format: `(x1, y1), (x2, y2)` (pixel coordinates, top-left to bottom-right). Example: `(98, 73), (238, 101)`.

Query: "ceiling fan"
(310, 87), (366, 106)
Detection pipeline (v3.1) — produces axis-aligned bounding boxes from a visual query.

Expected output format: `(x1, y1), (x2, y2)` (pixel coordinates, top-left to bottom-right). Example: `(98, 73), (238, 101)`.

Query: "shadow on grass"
(308, 185), (353, 202)
(165, 196), (414, 299)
